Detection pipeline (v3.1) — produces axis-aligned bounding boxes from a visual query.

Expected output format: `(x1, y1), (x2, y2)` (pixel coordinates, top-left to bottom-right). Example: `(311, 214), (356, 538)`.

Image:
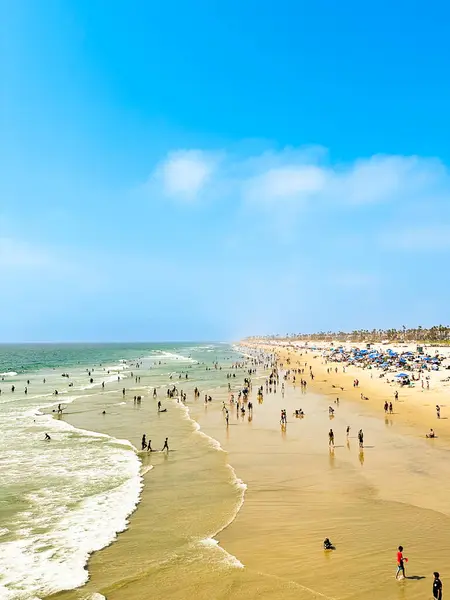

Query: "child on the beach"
(395, 545), (407, 579)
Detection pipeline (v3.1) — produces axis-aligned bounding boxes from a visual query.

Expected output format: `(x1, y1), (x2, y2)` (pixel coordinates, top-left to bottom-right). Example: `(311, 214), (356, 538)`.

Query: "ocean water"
(0, 343), (246, 600)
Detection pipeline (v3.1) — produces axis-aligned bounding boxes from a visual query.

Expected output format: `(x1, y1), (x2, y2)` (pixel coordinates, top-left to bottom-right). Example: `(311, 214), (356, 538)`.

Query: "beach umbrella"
(396, 373), (409, 378)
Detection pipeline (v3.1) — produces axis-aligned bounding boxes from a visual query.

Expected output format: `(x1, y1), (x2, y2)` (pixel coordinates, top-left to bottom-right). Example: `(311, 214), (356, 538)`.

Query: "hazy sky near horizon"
(2, 1), (450, 342)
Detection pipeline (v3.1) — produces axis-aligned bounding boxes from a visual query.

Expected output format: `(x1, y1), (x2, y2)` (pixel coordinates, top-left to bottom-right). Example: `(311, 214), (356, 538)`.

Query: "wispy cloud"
(244, 165), (327, 206)
(152, 150), (219, 202)
(149, 146), (450, 209)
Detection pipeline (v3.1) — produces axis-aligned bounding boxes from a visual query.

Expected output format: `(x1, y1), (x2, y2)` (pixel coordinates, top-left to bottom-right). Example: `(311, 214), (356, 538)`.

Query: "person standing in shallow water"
(162, 437), (169, 452)
(141, 434), (147, 450)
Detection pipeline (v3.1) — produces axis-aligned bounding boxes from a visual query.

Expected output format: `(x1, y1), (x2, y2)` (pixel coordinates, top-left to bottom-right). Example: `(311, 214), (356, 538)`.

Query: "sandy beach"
(43, 341), (450, 600)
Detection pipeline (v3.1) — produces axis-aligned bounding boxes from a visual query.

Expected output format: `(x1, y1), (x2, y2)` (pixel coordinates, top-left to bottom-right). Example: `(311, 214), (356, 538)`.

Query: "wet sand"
(52, 349), (450, 600)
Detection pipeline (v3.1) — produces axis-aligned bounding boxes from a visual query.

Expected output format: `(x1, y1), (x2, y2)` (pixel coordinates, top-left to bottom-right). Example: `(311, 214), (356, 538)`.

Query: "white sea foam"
(155, 351), (197, 364)
(77, 372), (127, 391)
(173, 400), (247, 569)
(199, 538), (244, 568)
(141, 465), (154, 476)
(0, 472), (141, 596)
(104, 364), (128, 372)
(0, 392), (143, 600)
(0, 371), (18, 377)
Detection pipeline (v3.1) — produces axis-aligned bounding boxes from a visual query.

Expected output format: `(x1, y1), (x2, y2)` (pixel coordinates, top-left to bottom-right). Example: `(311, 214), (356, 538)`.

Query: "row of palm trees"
(250, 325), (450, 343)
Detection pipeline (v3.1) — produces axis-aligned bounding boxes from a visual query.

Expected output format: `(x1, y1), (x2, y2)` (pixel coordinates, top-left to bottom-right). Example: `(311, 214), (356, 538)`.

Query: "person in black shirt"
(433, 572), (443, 600)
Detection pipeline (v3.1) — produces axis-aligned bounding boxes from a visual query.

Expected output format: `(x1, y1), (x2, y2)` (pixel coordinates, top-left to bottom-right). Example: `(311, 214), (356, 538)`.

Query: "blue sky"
(2, 0), (450, 342)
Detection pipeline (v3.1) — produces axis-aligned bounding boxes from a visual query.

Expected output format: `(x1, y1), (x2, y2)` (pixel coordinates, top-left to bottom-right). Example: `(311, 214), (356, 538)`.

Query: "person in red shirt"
(396, 545), (406, 579)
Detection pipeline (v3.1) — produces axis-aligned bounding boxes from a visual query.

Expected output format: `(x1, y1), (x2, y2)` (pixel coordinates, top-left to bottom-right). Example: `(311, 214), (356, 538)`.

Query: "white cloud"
(334, 155), (447, 205)
(154, 150), (218, 202)
(244, 165), (327, 205)
(148, 146), (450, 216)
(242, 152), (449, 207)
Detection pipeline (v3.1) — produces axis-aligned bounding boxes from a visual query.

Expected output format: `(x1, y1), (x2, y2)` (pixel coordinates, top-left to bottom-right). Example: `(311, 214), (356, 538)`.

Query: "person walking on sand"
(346, 425), (350, 437)
(433, 572), (443, 600)
(162, 437), (169, 452)
(141, 434), (147, 450)
(436, 405), (441, 419)
(394, 391), (399, 401)
(358, 429), (364, 448)
(147, 439), (153, 452)
(395, 546), (406, 580)
(328, 429), (335, 447)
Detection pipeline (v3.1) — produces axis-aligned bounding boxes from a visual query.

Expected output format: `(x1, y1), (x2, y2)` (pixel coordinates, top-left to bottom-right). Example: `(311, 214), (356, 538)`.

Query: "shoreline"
(35, 341), (450, 600)
(49, 347), (255, 600)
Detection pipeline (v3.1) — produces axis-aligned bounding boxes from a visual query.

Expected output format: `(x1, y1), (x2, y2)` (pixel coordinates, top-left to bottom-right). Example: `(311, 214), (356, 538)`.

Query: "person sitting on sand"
(323, 538), (334, 550)
(426, 429), (436, 438)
